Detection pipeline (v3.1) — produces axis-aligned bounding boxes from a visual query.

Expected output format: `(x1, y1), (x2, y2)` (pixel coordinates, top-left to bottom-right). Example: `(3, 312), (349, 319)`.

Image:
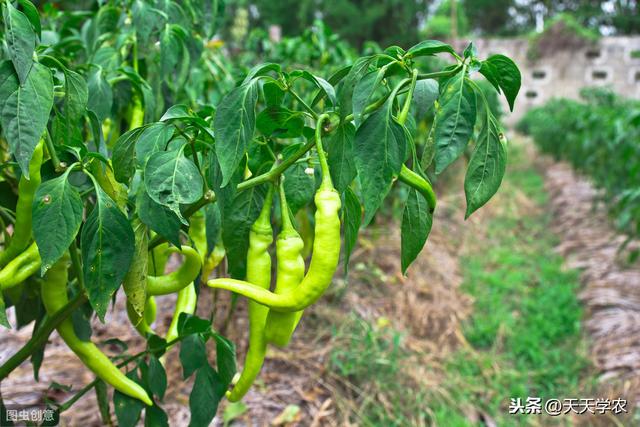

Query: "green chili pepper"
(128, 95), (145, 131)
(0, 242), (41, 290)
(0, 141), (43, 268)
(165, 283), (197, 345)
(208, 116), (341, 312)
(189, 209), (208, 263)
(226, 186), (274, 402)
(127, 245), (201, 336)
(264, 180), (305, 347)
(146, 246), (201, 295)
(41, 252), (153, 406)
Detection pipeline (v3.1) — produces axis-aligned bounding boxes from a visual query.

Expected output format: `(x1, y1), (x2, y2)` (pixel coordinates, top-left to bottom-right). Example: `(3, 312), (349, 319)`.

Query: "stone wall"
(467, 36), (640, 125)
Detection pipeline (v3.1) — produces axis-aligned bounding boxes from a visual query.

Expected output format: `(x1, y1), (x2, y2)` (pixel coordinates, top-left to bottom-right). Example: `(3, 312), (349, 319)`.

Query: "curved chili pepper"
(146, 246), (201, 295)
(0, 242), (41, 290)
(41, 252), (153, 406)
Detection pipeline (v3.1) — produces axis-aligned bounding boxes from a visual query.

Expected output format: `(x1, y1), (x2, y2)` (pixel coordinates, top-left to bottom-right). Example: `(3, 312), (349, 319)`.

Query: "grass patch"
(433, 147), (593, 425)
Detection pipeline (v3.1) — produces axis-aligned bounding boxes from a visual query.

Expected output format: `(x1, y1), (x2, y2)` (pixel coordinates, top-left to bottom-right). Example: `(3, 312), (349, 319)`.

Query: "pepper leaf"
(81, 184), (135, 321)
(434, 71), (477, 174)
(32, 170), (83, 274)
(188, 364), (226, 427)
(342, 187), (362, 275)
(325, 122), (356, 194)
(483, 54), (521, 112)
(464, 113), (507, 218)
(2, 2), (35, 84)
(400, 188), (433, 274)
(354, 95), (407, 225)
(1, 62), (53, 179)
(144, 145), (204, 224)
(136, 187), (182, 248)
(213, 81), (258, 186)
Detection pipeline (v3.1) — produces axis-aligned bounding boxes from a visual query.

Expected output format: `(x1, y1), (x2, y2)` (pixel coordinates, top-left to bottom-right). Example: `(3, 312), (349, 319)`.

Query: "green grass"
(432, 148), (593, 425)
(328, 146), (594, 426)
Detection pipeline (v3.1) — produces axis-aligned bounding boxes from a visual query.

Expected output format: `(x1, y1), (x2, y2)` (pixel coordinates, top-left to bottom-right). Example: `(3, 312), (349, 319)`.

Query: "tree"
(253, 0), (434, 48)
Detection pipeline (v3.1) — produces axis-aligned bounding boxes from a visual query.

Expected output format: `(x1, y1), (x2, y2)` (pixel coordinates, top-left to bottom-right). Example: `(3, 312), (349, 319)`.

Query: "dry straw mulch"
(543, 160), (640, 409)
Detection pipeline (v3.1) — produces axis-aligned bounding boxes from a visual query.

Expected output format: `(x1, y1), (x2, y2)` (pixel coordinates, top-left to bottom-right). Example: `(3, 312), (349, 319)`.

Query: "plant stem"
(417, 66), (462, 81)
(44, 129), (63, 172)
(288, 88), (318, 119)
(69, 241), (85, 290)
(398, 69), (418, 125)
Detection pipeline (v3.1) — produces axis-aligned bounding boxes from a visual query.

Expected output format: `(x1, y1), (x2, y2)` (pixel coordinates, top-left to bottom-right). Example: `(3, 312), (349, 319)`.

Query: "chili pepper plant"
(0, 1), (521, 424)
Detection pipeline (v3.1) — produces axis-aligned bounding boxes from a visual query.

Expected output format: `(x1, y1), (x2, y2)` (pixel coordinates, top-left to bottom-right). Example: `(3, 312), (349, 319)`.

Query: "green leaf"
(400, 188), (433, 274)
(177, 314), (212, 336)
(412, 79), (439, 121)
(135, 122), (175, 167)
(256, 106), (304, 138)
(478, 61), (501, 94)
(214, 334), (236, 386)
(405, 40), (455, 58)
(0, 61), (19, 112)
(112, 127), (146, 183)
(136, 187), (182, 247)
(1, 62), (53, 179)
(338, 55), (377, 120)
(2, 2), (35, 84)
(325, 122), (356, 194)
(95, 380), (111, 425)
(464, 114), (507, 218)
(30, 311), (46, 377)
(354, 96), (407, 225)
(16, 0), (41, 37)
(291, 70), (337, 107)
(32, 171), (83, 274)
(87, 68), (113, 121)
(312, 65), (351, 107)
(147, 334), (168, 358)
(71, 302), (92, 341)
(242, 62), (281, 84)
(148, 356), (168, 400)
(160, 24), (182, 77)
(221, 185), (266, 279)
(64, 70), (88, 121)
(342, 187), (361, 275)
(188, 364), (226, 427)
(262, 81), (285, 106)
(122, 220), (148, 317)
(434, 71), (477, 174)
(483, 55), (521, 112)
(114, 370), (145, 427)
(420, 121), (437, 171)
(204, 203), (221, 255)
(283, 162), (314, 214)
(180, 334), (208, 379)
(81, 184), (135, 320)
(132, 0), (164, 43)
(145, 405), (169, 427)
(213, 82), (258, 186)
(144, 145), (204, 224)
(352, 69), (385, 125)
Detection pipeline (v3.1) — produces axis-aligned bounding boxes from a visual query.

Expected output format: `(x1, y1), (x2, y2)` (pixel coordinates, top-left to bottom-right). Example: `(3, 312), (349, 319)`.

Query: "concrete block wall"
(466, 36), (640, 125)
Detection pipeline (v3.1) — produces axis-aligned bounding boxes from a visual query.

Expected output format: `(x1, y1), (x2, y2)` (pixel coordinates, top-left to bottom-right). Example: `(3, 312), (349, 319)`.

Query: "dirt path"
(542, 158), (640, 406)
